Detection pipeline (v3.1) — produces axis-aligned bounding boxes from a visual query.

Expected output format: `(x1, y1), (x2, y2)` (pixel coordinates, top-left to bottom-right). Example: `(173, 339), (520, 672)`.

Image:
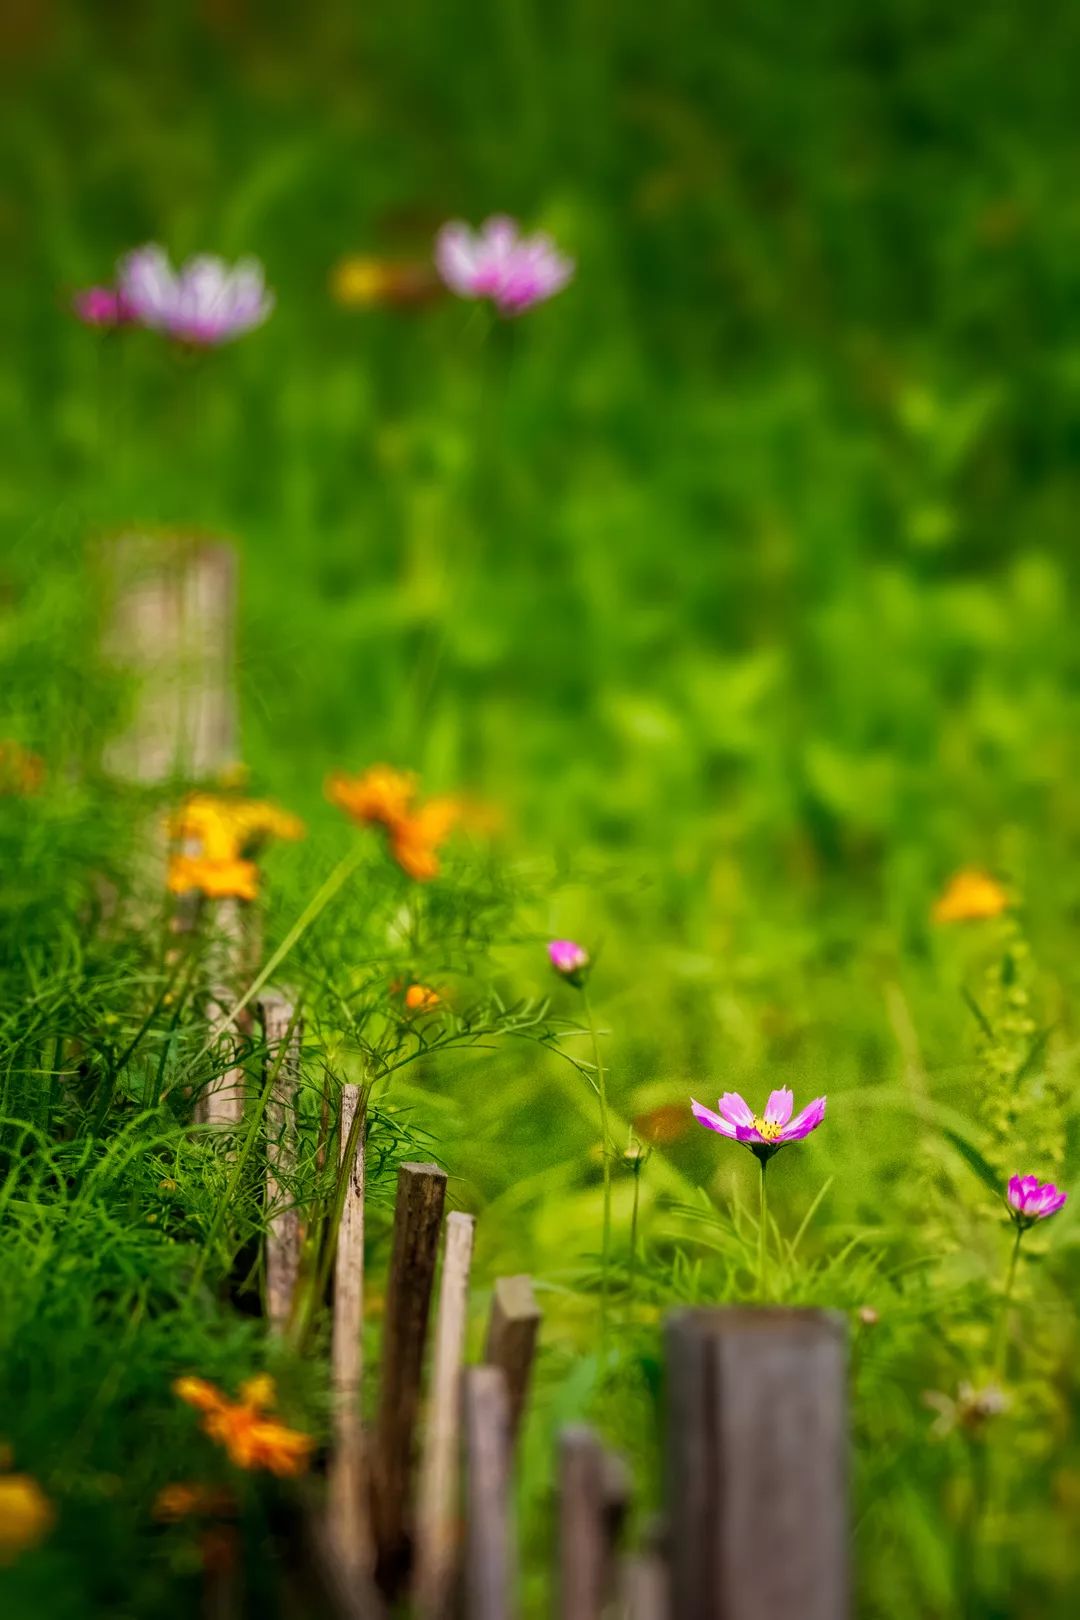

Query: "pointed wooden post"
(256, 993), (302, 1332)
(666, 1308), (849, 1620)
(483, 1275), (541, 1454)
(413, 1210), (476, 1618)
(328, 1082), (373, 1576)
(371, 1161), (447, 1593)
(462, 1366), (515, 1620)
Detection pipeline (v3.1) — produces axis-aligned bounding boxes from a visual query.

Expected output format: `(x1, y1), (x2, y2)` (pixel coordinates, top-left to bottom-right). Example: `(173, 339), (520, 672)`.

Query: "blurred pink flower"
(118, 244), (274, 345)
(72, 285), (135, 329)
(1007, 1174), (1067, 1225)
(435, 216), (574, 315)
(691, 1087), (826, 1160)
(548, 939), (590, 986)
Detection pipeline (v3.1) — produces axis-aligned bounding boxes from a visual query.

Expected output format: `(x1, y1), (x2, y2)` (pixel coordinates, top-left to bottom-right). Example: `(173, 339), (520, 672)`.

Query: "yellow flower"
(0, 740), (44, 797)
(174, 1375), (314, 1478)
(330, 255), (440, 309)
(404, 983), (441, 1013)
(932, 869), (1010, 924)
(0, 1473), (54, 1564)
(168, 794), (305, 862)
(167, 852), (260, 903)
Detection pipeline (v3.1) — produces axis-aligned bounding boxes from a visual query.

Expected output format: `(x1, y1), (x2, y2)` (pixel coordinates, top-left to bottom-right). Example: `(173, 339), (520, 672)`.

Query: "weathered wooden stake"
(256, 993), (302, 1332)
(328, 1082), (373, 1576)
(413, 1210), (477, 1618)
(101, 535), (238, 786)
(483, 1275), (541, 1454)
(197, 897), (249, 1127)
(558, 1426), (608, 1620)
(666, 1308), (849, 1620)
(462, 1366), (515, 1620)
(371, 1161), (448, 1592)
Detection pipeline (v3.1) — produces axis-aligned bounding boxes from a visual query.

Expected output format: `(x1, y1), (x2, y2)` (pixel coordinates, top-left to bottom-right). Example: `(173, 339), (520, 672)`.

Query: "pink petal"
(777, 1095), (827, 1143)
(763, 1088), (793, 1127)
(734, 1122), (766, 1144)
(718, 1092), (754, 1128)
(691, 1099), (737, 1139)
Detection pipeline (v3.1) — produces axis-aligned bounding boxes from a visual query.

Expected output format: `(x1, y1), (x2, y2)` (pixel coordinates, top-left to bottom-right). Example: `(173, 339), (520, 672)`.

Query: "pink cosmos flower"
(1007, 1174), (1067, 1225)
(548, 939), (590, 986)
(117, 244), (274, 345)
(73, 285), (135, 329)
(435, 216), (574, 315)
(691, 1087), (827, 1161)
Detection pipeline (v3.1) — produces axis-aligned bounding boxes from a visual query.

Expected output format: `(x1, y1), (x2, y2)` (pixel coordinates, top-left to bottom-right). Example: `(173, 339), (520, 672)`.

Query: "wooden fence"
(101, 536), (851, 1619)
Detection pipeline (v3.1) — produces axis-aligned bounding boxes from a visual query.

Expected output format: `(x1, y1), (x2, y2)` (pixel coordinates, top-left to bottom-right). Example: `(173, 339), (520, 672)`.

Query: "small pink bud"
(547, 939), (590, 986)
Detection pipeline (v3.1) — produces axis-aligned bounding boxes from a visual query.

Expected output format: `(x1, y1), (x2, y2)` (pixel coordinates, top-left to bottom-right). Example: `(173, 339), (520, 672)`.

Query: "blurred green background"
(4, 1), (1080, 1614)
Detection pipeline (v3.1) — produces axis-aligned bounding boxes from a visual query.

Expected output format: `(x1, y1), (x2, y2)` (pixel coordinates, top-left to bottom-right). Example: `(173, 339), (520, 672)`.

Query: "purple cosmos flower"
(691, 1087), (827, 1162)
(1007, 1174), (1067, 1226)
(435, 216), (574, 315)
(117, 244), (274, 346)
(73, 285), (135, 329)
(548, 939), (590, 987)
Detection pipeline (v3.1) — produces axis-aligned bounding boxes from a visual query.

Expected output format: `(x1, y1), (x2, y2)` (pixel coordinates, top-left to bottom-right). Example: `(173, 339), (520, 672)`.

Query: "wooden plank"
(558, 1426), (608, 1620)
(462, 1366), (515, 1620)
(413, 1210), (477, 1618)
(482, 1275), (541, 1453)
(665, 1308), (849, 1620)
(328, 1082), (374, 1576)
(256, 993), (302, 1333)
(371, 1161), (448, 1593)
(617, 1553), (669, 1620)
(297, 1492), (387, 1620)
(197, 896), (249, 1127)
(100, 535), (238, 785)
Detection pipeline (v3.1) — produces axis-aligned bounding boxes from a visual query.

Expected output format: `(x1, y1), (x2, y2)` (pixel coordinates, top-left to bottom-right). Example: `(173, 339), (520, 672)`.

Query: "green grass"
(3, 2), (1080, 1614)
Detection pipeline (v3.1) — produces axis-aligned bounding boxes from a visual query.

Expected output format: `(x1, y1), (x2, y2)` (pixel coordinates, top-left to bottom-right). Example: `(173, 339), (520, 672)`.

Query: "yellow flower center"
(753, 1117), (782, 1141)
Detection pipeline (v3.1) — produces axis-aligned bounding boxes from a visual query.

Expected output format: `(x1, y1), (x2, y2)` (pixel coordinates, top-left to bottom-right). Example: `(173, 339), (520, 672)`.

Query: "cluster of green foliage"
(3, 1), (1080, 1615)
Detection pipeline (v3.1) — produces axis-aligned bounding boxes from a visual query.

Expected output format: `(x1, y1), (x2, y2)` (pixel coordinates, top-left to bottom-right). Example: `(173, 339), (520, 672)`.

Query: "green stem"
(582, 987), (612, 1349)
(628, 1161), (641, 1303)
(995, 1224), (1024, 1376)
(758, 1156), (769, 1303)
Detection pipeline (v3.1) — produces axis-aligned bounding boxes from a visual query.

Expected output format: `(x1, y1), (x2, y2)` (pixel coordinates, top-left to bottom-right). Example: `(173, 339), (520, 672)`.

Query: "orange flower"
(932, 870), (1010, 925)
(174, 1375), (314, 1478)
(327, 766), (458, 882)
(326, 765), (418, 830)
(153, 1482), (236, 1522)
(404, 983), (441, 1013)
(0, 741), (44, 796)
(167, 853), (260, 903)
(0, 1473), (53, 1564)
(633, 1103), (692, 1146)
(390, 797), (459, 881)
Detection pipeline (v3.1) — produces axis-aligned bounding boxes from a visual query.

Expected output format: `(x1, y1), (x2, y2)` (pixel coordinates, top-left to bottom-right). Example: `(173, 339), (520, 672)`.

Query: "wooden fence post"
(413, 1210), (477, 1618)
(327, 1082), (373, 1576)
(256, 993), (302, 1332)
(101, 534), (238, 786)
(462, 1366), (515, 1620)
(557, 1426), (608, 1620)
(371, 1161), (448, 1593)
(197, 898), (250, 1127)
(665, 1308), (849, 1620)
(483, 1275), (541, 1454)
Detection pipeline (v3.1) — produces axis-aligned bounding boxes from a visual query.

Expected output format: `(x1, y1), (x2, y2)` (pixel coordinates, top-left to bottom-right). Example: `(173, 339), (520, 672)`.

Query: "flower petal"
(763, 1087), (794, 1127)
(691, 1099), (737, 1138)
(718, 1092), (754, 1128)
(777, 1095), (827, 1142)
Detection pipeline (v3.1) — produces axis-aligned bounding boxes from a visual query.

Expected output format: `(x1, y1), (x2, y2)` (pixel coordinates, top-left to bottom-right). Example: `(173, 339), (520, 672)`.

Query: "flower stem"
(582, 986), (612, 1350)
(628, 1159), (641, 1303)
(757, 1156), (769, 1303)
(995, 1224), (1024, 1375)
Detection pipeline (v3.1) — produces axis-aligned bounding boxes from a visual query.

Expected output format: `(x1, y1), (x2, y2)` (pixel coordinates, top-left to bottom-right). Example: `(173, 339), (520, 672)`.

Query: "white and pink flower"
(435, 216), (573, 315)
